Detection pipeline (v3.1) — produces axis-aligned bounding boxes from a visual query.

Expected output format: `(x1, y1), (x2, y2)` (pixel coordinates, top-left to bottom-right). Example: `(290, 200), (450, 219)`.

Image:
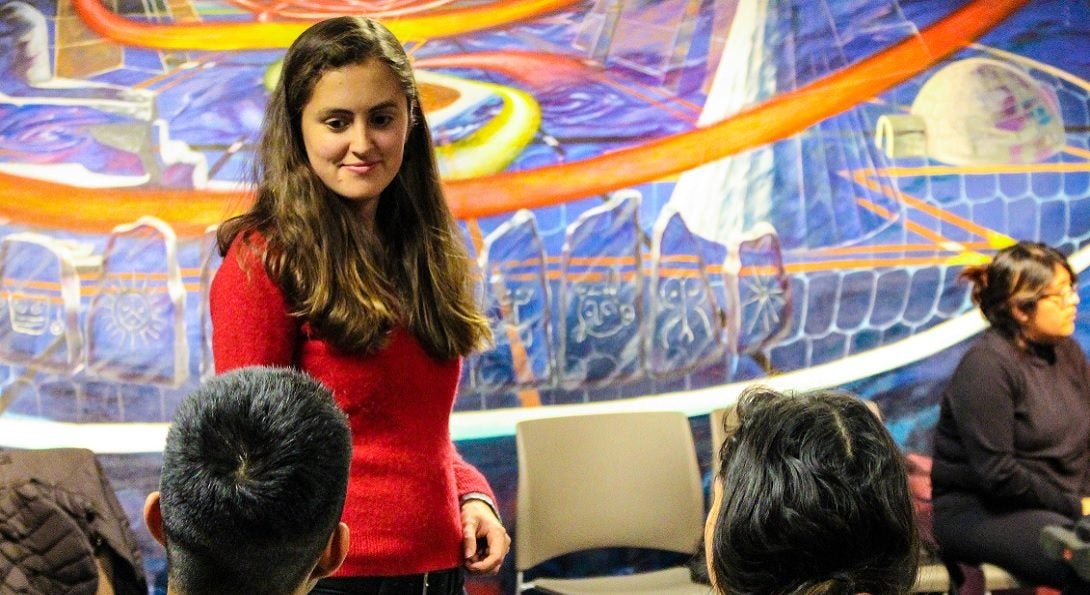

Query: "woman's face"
(300, 58), (409, 224)
(1020, 264), (1079, 343)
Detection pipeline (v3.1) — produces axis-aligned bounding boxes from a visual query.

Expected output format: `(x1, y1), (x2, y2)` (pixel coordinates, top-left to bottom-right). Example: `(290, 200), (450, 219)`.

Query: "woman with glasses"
(932, 240), (1090, 592)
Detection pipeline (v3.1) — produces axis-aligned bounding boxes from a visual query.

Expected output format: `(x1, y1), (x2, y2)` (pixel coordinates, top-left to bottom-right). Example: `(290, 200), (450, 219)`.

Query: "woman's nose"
(349, 123), (371, 155)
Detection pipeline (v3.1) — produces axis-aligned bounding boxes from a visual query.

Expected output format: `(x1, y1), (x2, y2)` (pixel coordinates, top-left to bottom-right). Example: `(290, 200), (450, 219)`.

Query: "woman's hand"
(460, 499), (511, 575)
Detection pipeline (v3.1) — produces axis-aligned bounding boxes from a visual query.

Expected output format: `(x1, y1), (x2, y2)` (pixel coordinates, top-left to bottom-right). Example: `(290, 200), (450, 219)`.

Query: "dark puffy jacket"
(0, 448), (147, 595)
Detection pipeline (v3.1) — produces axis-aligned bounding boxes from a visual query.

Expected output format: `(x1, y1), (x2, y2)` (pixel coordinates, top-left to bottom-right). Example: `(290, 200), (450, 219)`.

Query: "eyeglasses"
(1038, 285), (1079, 306)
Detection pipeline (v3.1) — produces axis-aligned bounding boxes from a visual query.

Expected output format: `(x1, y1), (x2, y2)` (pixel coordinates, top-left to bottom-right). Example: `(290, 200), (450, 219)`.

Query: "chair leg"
(940, 558), (966, 595)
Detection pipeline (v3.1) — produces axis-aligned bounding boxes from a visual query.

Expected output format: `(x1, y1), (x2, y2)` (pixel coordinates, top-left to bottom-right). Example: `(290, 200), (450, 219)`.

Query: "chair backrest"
(515, 411), (704, 571)
(709, 406), (739, 475)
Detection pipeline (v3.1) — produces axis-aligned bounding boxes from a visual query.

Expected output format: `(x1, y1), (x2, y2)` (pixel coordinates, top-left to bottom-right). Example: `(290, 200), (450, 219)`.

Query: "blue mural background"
(1, 0), (1089, 592)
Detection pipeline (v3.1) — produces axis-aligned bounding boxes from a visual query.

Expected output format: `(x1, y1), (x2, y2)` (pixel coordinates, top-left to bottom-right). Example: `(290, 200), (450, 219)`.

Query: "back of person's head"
(148, 366), (351, 595)
(961, 240), (1075, 342)
(706, 386), (918, 595)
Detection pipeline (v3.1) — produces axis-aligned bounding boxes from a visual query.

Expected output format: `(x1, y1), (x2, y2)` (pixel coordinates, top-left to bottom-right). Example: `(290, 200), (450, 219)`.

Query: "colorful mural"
(1, 0), (1089, 591)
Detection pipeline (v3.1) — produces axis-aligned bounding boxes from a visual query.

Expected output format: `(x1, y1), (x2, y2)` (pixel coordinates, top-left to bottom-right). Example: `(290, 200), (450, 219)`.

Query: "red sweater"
(210, 238), (496, 576)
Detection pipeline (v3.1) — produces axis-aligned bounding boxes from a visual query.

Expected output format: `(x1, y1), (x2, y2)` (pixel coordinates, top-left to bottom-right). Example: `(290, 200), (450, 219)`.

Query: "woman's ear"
(1012, 304), (1031, 324)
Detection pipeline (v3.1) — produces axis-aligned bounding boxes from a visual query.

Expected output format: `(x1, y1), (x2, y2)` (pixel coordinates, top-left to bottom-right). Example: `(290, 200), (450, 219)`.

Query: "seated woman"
(932, 241), (1090, 592)
(705, 386), (919, 595)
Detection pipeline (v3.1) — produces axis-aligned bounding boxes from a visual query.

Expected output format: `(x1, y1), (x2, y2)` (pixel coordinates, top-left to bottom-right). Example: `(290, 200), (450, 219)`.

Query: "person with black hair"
(142, 366), (352, 595)
(705, 386), (919, 595)
(932, 241), (1090, 592)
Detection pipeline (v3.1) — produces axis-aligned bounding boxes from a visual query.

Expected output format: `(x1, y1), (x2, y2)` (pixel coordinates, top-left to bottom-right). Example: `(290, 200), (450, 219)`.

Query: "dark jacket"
(932, 328), (1090, 518)
(0, 448), (147, 595)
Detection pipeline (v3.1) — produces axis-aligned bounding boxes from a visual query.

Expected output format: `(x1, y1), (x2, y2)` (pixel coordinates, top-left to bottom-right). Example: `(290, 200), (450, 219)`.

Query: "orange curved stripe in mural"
(444, 0), (1030, 218)
(0, 175), (248, 237)
(72, 0), (578, 50)
(2, 0), (1028, 235)
(228, 0), (460, 20)
(416, 52), (589, 88)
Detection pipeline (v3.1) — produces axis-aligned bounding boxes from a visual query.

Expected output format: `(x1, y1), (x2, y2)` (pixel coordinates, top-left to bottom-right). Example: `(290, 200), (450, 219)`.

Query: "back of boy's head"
(710, 386), (918, 595)
(159, 366), (351, 595)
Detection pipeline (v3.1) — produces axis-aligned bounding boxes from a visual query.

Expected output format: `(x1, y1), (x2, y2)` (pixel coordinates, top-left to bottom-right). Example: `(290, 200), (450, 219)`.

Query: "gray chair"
(515, 411), (709, 594)
(913, 562), (951, 593)
(944, 561), (1026, 595)
(911, 559), (1022, 593)
(977, 564), (1023, 590)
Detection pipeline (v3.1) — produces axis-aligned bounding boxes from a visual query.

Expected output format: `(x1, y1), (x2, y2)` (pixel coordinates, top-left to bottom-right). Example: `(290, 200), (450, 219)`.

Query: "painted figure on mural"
(0, 0), (207, 187)
(932, 241), (1090, 592)
(0, 0), (149, 112)
(209, 16), (509, 594)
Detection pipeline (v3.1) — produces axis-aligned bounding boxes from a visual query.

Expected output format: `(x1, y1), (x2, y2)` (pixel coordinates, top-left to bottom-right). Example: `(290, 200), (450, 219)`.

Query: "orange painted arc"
(807, 243), (991, 256)
(0, 175), (245, 237)
(849, 170), (1008, 241)
(878, 162), (1090, 177)
(781, 256), (966, 274)
(444, 0), (1031, 218)
(72, 0), (580, 50)
(1, 0), (1029, 235)
(854, 197), (958, 247)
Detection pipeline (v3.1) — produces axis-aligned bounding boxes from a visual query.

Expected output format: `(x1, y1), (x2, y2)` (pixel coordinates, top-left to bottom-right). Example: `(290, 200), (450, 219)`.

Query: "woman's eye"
(324, 117), (349, 130)
(371, 113), (394, 127)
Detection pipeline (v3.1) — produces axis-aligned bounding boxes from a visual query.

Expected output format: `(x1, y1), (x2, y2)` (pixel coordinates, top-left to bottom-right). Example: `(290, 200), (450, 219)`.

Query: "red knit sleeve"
(210, 238), (298, 371)
(452, 451), (496, 502)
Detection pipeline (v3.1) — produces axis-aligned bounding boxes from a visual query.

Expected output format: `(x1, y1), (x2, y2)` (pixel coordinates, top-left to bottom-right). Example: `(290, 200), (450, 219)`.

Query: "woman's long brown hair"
(218, 16), (490, 360)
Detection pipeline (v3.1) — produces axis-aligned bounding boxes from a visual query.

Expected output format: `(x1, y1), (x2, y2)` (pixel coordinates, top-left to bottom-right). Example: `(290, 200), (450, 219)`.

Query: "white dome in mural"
(910, 58), (1064, 165)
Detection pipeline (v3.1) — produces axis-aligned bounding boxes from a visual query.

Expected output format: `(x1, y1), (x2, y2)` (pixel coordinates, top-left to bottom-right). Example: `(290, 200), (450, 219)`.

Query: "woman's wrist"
(460, 493), (500, 521)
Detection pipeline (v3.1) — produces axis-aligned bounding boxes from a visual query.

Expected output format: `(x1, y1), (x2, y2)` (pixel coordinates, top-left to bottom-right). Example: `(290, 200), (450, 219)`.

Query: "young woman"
(210, 16), (509, 594)
(705, 386), (918, 595)
(932, 241), (1090, 591)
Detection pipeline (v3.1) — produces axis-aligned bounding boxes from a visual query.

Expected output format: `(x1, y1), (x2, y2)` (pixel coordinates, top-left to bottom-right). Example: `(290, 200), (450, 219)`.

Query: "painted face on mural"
(1020, 264), (1079, 344)
(0, 1), (51, 84)
(300, 58), (409, 224)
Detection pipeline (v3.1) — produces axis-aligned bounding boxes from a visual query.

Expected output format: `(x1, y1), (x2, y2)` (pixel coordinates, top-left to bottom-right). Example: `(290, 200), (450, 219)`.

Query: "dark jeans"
(934, 492), (1090, 595)
(310, 568), (465, 595)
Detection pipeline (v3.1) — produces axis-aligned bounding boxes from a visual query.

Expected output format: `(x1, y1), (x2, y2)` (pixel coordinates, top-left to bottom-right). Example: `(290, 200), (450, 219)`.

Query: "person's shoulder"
(214, 228), (274, 289)
(223, 228), (268, 255)
(221, 228), (271, 268)
(957, 328), (1017, 371)
(1056, 335), (1089, 362)
(969, 327), (1014, 356)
